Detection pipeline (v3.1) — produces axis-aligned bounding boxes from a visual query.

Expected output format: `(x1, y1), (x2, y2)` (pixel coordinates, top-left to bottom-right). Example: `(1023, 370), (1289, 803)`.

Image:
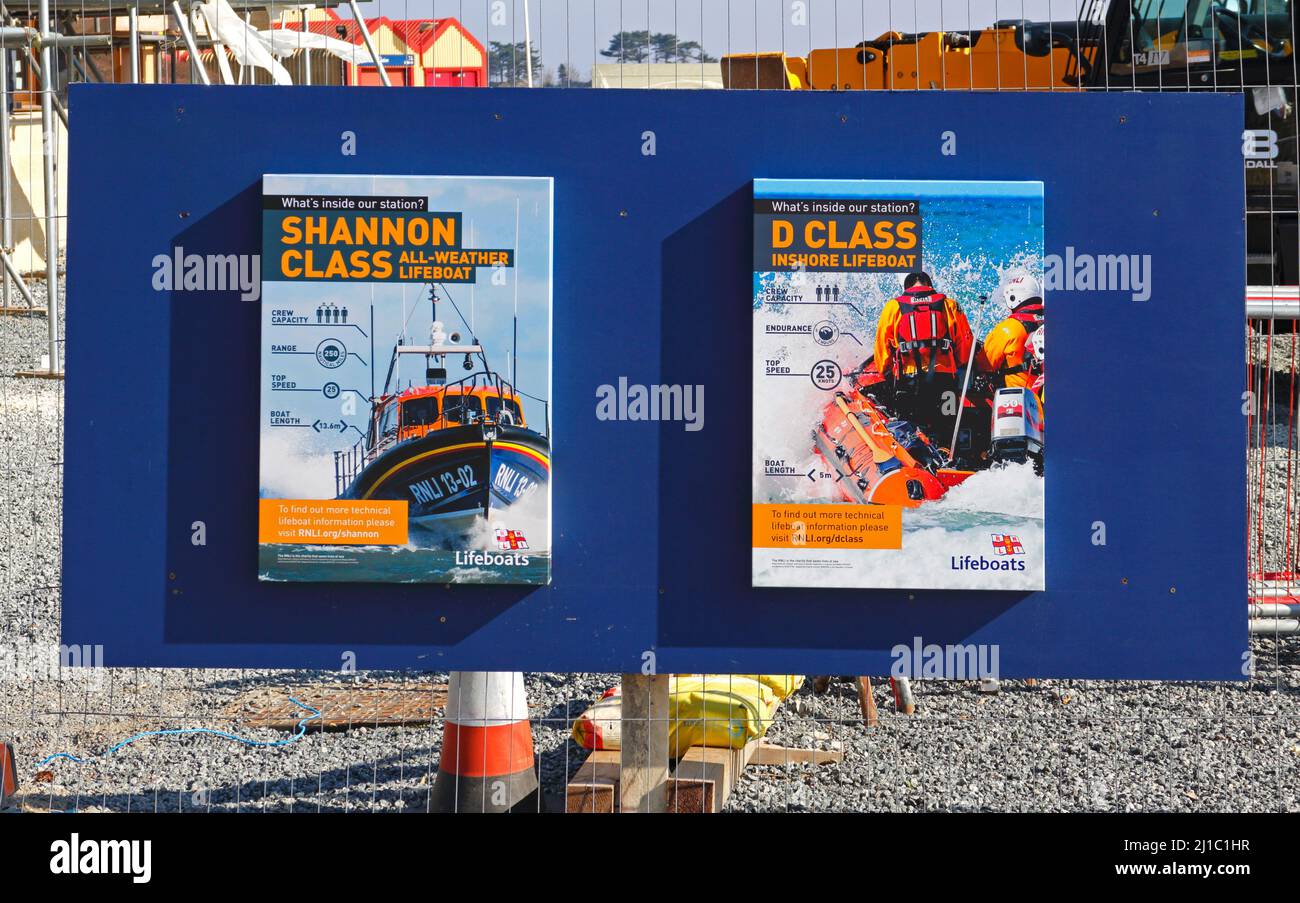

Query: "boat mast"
(513, 197), (520, 388)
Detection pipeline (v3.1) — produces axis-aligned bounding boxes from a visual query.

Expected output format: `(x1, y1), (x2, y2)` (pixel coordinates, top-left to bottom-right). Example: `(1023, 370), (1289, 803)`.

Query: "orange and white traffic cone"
(0, 743), (18, 809)
(430, 672), (539, 813)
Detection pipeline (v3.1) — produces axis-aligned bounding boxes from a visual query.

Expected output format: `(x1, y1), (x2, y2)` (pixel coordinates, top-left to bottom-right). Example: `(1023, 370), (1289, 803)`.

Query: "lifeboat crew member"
(979, 269), (1044, 391)
(1025, 324), (1044, 406)
(873, 271), (975, 445)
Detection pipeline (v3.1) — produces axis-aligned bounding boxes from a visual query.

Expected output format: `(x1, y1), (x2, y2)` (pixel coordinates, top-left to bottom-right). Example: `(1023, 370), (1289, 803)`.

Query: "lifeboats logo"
(1043, 247), (1151, 302)
(50, 834), (152, 884)
(151, 247), (260, 301)
(455, 550), (530, 567)
(990, 534), (1024, 555)
(595, 378), (704, 432)
(495, 528), (529, 551)
(950, 550), (1027, 572)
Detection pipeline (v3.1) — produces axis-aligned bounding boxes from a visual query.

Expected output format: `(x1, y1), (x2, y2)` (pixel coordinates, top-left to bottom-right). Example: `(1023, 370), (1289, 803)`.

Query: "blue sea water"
(258, 544), (551, 585)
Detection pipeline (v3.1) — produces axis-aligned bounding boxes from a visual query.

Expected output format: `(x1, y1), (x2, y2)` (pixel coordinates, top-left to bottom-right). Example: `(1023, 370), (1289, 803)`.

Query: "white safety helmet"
(1028, 325), (1044, 364)
(1002, 270), (1043, 312)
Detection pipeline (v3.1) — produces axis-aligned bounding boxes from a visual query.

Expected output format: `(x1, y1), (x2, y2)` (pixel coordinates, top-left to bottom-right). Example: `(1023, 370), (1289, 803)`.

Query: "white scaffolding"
(0, 0), (381, 378)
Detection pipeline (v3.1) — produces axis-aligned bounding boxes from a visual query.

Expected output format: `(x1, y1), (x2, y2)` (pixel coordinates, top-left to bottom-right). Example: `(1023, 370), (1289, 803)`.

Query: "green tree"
(488, 40), (543, 86)
(554, 63), (591, 88)
(600, 31), (715, 64)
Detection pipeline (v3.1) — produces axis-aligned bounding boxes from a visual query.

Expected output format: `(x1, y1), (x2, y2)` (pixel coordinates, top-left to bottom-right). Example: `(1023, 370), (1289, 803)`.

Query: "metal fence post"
(347, 0), (388, 87)
(129, 2), (140, 84)
(0, 41), (10, 311)
(36, 0), (59, 372)
(171, 0), (209, 86)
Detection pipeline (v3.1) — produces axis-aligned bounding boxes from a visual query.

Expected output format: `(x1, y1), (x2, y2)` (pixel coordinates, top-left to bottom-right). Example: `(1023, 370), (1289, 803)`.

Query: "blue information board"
(63, 85), (1246, 678)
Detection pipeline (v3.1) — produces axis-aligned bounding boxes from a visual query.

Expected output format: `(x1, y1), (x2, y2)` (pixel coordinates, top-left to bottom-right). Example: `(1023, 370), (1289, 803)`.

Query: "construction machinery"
(722, 0), (1300, 284)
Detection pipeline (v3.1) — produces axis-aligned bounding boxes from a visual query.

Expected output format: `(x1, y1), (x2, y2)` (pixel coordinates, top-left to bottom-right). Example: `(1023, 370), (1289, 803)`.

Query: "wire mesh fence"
(0, 0), (1298, 814)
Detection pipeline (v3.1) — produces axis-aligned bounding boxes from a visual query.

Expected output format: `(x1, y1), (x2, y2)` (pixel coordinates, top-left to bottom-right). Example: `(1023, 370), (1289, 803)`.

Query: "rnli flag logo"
(991, 534), (1024, 556)
(496, 528), (529, 551)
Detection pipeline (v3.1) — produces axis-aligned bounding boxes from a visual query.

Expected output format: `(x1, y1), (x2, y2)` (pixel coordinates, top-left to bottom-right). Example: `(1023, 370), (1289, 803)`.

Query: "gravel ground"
(1, 286), (1298, 813)
(1250, 327), (1300, 374)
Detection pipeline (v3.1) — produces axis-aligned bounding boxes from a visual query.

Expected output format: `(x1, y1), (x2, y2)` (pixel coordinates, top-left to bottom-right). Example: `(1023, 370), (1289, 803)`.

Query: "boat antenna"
(475, 216), (480, 332)
(399, 284), (423, 337)
(437, 282), (492, 372)
(369, 293), (375, 400)
(435, 282), (477, 339)
(512, 197), (520, 387)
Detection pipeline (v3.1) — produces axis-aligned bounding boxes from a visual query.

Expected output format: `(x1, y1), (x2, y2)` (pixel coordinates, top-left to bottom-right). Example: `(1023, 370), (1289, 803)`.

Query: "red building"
(277, 10), (486, 87)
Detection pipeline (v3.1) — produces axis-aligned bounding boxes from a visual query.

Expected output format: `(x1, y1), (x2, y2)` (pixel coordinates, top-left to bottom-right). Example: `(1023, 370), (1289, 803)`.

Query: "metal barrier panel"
(0, 0), (1295, 816)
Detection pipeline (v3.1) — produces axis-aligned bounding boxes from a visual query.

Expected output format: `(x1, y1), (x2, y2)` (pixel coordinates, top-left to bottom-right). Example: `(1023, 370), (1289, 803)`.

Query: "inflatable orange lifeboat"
(813, 387), (973, 508)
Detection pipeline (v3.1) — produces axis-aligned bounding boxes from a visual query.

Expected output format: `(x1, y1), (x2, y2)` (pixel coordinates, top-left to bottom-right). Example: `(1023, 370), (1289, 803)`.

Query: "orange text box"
(752, 503), (901, 550)
(259, 499), (408, 545)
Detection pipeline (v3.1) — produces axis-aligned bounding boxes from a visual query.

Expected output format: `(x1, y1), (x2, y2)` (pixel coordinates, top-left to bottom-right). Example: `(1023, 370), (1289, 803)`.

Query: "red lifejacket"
(1011, 301), (1044, 330)
(893, 286), (955, 378)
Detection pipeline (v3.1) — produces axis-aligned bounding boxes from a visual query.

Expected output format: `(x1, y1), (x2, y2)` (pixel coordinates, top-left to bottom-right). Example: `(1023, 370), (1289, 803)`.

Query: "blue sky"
(359, 0), (1087, 77)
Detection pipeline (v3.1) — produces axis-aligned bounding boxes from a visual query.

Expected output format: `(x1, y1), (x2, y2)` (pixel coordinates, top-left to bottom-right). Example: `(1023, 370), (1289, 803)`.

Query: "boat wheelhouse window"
(443, 394), (483, 422)
(377, 404), (400, 443)
(485, 396), (523, 424)
(402, 396), (440, 426)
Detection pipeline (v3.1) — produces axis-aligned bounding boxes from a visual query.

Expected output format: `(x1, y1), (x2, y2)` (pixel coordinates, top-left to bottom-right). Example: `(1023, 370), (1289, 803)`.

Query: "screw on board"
(1121, 577), (1129, 585)
(619, 210), (629, 218)
(1169, 587), (1177, 594)
(1119, 114), (1126, 123)
(493, 112), (503, 120)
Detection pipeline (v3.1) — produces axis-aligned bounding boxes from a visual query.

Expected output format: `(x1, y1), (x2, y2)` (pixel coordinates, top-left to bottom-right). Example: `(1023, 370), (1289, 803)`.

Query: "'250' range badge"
(316, 338), (347, 369)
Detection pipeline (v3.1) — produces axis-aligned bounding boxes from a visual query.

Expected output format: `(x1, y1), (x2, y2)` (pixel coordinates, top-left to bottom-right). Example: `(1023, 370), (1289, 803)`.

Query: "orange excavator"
(723, 0), (1300, 284)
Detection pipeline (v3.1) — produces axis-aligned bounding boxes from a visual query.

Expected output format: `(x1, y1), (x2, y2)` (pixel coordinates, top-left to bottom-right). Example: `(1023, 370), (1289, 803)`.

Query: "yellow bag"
(571, 674), (801, 752)
(571, 686), (622, 751)
(737, 674), (804, 699)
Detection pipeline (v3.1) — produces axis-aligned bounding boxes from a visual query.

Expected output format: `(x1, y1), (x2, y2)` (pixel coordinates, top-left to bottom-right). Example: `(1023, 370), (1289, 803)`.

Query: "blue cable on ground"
(35, 697), (322, 768)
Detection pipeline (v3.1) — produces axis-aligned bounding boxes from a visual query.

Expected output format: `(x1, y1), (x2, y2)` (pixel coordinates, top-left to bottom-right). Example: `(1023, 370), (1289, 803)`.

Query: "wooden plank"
(671, 739), (759, 813)
(750, 741), (843, 766)
(666, 778), (715, 813)
(565, 749), (620, 814)
(570, 738), (840, 814)
(619, 673), (670, 813)
(566, 782), (616, 814)
(857, 676), (878, 727)
(228, 682), (446, 730)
